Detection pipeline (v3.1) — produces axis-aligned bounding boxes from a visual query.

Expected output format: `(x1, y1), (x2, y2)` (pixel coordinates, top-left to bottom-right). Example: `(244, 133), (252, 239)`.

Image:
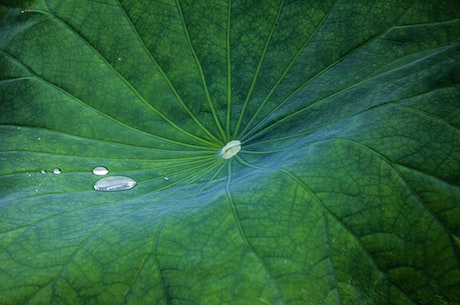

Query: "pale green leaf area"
(1, 0), (460, 304)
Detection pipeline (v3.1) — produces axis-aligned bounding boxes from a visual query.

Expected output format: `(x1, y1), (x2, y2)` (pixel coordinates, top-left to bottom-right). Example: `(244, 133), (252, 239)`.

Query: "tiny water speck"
(53, 168), (62, 174)
(92, 166), (109, 176)
(163, 176), (169, 181)
(40, 169), (47, 174)
(94, 176), (136, 192)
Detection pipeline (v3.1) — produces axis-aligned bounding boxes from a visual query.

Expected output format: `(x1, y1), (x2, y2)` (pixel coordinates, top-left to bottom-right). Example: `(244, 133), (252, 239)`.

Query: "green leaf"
(1, 0), (460, 304)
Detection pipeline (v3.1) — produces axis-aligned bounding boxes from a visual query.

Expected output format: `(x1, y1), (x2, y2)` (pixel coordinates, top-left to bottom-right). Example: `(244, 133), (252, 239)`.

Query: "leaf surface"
(1, 0), (460, 304)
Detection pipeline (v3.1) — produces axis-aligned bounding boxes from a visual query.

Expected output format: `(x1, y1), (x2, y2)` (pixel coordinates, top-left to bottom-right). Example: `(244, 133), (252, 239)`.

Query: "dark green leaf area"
(1, 0), (460, 305)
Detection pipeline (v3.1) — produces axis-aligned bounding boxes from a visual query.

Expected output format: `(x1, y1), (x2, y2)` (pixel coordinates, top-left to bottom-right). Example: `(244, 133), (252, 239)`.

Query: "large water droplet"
(92, 166), (109, 176)
(93, 176), (136, 192)
(53, 168), (62, 174)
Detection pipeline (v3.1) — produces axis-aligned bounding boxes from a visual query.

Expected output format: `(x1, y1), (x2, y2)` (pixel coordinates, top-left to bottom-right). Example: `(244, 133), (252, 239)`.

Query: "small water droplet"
(93, 176), (136, 192)
(92, 166), (109, 176)
(21, 10), (25, 14)
(37, 137), (41, 141)
(25, 172), (32, 177)
(163, 176), (169, 181)
(40, 169), (47, 174)
(53, 168), (62, 174)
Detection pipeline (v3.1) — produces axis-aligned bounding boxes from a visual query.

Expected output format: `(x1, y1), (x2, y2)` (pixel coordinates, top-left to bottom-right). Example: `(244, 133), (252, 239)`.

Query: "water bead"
(220, 140), (241, 159)
(93, 176), (136, 192)
(92, 166), (109, 176)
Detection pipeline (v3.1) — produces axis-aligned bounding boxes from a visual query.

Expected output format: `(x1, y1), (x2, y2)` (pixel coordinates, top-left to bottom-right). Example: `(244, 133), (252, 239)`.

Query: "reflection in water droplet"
(93, 176), (136, 192)
(92, 166), (109, 176)
(163, 176), (169, 181)
(53, 168), (62, 174)
(40, 169), (47, 174)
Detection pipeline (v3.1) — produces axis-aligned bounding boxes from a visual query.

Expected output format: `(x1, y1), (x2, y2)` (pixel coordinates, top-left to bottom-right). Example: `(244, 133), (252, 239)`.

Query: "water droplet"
(37, 137), (41, 141)
(163, 176), (169, 181)
(25, 172), (32, 177)
(40, 169), (47, 174)
(53, 168), (62, 174)
(93, 176), (136, 192)
(92, 166), (109, 176)
(220, 140), (241, 159)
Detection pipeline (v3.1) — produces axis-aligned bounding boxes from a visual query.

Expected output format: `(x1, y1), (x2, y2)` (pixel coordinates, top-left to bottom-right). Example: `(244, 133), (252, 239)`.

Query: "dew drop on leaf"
(40, 169), (47, 174)
(53, 168), (62, 174)
(220, 140), (241, 159)
(163, 176), (169, 181)
(92, 166), (109, 176)
(93, 176), (136, 192)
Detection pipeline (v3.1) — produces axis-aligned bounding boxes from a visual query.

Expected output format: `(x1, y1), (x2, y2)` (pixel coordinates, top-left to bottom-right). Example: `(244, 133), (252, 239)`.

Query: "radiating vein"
(37, 3), (217, 147)
(241, 0), (417, 141)
(174, 0), (226, 142)
(237, 0), (339, 139)
(331, 137), (457, 240)
(225, 0), (232, 140)
(233, 0), (284, 138)
(225, 161), (284, 301)
(242, 43), (458, 143)
(280, 168), (391, 294)
(116, 0), (222, 145)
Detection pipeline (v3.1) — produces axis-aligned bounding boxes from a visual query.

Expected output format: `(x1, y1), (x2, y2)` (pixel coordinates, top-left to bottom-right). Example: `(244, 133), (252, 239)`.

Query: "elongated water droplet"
(40, 169), (47, 174)
(92, 166), (109, 176)
(163, 176), (169, 181)
(93, 176), (136, 192)
(53, 168), (62, 174)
